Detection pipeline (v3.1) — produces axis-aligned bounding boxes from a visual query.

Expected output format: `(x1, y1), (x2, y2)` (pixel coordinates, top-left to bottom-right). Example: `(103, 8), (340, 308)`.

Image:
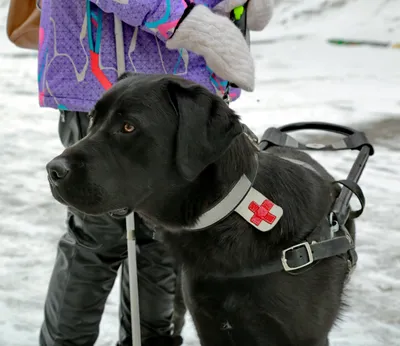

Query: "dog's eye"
(122, 122), (135, 133)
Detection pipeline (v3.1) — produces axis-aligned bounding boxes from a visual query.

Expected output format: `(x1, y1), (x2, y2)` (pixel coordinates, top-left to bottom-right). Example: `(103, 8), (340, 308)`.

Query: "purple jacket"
(38, 0), (241, 112)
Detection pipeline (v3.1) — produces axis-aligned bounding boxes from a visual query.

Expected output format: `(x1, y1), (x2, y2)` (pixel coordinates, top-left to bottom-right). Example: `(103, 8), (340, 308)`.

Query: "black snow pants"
(39, 111), (182, 346)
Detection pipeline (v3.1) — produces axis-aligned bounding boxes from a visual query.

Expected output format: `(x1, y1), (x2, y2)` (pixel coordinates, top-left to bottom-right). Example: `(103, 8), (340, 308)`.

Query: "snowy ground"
(0, 0), (399, 345)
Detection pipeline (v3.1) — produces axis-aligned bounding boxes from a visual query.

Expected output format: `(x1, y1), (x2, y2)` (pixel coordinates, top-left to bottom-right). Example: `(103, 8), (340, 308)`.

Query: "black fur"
(46, 73), (354, 346)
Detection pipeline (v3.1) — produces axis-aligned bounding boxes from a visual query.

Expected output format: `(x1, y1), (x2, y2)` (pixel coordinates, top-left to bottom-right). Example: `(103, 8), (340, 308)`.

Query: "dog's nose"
(47, 157), (70, 183)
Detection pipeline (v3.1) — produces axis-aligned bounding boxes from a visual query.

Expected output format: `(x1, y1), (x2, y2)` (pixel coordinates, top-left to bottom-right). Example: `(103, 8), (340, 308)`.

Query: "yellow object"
(233, 6), (244, 20)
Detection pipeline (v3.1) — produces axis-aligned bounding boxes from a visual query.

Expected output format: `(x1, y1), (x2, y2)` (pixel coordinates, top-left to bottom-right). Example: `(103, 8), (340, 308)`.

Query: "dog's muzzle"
(47, 156), (132, 218)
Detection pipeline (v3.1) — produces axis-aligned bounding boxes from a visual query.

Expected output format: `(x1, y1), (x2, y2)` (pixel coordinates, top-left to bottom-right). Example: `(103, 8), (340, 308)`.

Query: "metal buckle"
(281, 242), (314, 272)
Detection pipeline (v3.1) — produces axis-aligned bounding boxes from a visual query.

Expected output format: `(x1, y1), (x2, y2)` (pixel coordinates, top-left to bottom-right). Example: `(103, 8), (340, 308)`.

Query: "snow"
(0, 0), (399, 345)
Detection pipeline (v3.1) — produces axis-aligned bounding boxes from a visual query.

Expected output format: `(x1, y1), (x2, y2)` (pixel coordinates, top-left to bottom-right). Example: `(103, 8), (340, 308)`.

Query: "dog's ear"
(117, 71), (141, 82)
(167, 80), (243, 181)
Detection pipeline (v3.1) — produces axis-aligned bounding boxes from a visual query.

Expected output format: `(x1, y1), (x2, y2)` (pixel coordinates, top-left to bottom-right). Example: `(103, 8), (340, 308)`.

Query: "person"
(36, 0), (274, 345)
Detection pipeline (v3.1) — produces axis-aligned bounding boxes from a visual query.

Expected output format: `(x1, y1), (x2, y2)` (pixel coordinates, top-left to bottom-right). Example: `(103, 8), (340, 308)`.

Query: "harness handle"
(259, 121), (374, 154)
(277, 121), (357, 136)
(259, 121), (375, 227)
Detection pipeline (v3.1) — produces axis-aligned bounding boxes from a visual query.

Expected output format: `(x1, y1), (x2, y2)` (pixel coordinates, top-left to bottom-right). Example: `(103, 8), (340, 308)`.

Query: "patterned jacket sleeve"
(90, 0), (188, 41)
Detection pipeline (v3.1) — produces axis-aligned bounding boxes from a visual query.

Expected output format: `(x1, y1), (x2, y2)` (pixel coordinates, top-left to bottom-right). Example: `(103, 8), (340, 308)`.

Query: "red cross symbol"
(248, 199), (277, 226)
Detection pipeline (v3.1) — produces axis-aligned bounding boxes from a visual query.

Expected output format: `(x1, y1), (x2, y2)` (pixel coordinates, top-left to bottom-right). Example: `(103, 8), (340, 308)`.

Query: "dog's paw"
(143, 335), (183, 346)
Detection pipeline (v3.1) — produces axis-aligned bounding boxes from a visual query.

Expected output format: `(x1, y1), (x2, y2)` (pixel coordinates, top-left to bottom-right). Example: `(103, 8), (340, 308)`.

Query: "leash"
(223, 3), (250, 105)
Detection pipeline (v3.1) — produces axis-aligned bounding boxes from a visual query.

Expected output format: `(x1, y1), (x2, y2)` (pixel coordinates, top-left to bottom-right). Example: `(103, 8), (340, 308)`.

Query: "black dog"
(47, 73), (356, 346)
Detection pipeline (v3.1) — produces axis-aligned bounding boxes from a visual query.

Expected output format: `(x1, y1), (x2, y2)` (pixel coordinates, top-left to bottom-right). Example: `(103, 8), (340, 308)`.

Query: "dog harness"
(187, 130), (366, 277)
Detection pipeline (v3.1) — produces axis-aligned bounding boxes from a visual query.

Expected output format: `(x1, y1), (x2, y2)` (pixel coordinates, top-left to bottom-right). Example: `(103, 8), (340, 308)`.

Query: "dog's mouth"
(108, 207), (132, 219)
(48, 175), (132, 218)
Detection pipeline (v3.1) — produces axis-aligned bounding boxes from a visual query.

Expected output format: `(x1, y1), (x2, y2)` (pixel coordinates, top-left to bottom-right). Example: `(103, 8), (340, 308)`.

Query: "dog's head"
(46, 73), (244, 220)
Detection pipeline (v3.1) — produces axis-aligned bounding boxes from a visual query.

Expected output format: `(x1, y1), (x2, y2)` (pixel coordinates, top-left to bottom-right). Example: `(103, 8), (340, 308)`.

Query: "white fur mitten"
(214, 0), (274, 31)
(166, 5), (255, 91)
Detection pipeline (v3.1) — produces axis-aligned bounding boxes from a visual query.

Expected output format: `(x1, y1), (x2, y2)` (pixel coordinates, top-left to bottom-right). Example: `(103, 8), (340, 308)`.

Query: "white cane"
(114, 13), (141, 346)
(126, 212), (141, 346)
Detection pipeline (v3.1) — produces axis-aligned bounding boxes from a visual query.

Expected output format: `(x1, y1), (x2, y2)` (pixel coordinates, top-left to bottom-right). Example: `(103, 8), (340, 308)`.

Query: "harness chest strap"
(223, 232), (354, 278)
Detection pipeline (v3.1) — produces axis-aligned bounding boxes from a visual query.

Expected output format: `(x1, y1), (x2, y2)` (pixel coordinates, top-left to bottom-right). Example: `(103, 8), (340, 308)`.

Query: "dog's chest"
(182, 274), (284, 345)
(184, 277), (241, 328)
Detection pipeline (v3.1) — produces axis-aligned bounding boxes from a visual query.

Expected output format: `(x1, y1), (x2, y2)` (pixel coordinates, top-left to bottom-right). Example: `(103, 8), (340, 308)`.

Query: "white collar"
(186, 167), (283, 232)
